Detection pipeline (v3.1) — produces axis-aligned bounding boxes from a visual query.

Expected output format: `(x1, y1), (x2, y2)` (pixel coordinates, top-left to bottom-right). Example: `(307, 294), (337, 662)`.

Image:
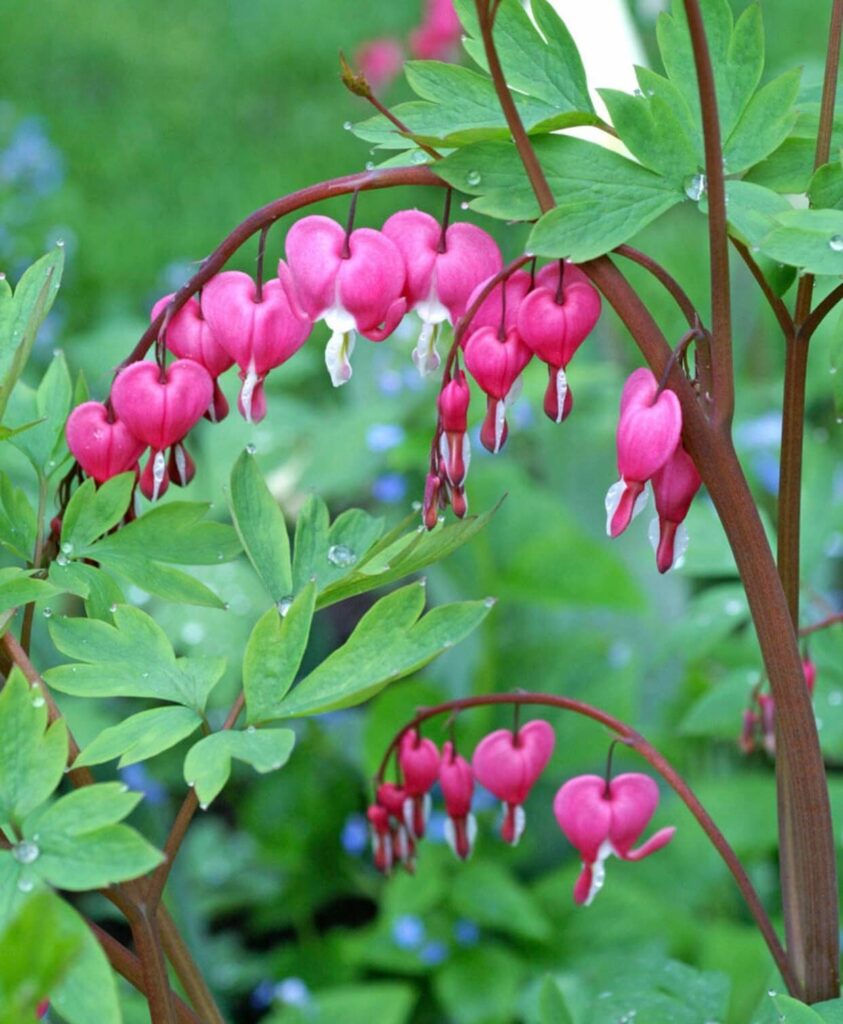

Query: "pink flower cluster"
(606, 368), (702, 573)
(368, 722), (674, 904)
(355, 0), (462, 92)
(741, 656), (817, 756)
(64, 208), (602, 517)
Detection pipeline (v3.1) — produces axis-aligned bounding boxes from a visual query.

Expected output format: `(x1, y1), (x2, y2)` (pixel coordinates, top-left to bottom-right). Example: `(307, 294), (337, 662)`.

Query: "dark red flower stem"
(377, 692), (795, 994)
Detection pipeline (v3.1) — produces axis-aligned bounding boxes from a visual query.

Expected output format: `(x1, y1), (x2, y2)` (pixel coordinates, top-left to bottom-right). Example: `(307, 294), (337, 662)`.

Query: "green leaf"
(0, 670), (67, 825)
(455, 0), (592, 114)
(266, 983), (416, 1024)
(814, 998), (843, 1023)
(229, 450), (293, 603)
(48, 561), (126, 622)
(724, 68), (801, 174)
(438, 135), (683, 255)
(278, 584), (492, 717)
(0, 891), (82, 1024)
(679, 668), (757, 740)
(244, 583), (316, 725)
(45, 606), (225, 710)
(758, 208), (843, 274)
(772, 995), (825, 1023)
(809, 161), (843, 210)
(60, 474), (135, 552)
(538, 976), (574, 1024)
(0, 247), (64, 421)
(74, 706), (202, 768)
(24, 783), (141, 839)
(91, 552), (226, 608)
(744, 137), (816, 193)
(8, 350), (73, 476)
(0, 474), (37, 561)
(292, 494), (330, 591)
(657, 0), (763, 143)
(31, 823), (163, 890)
(50, 897), (122, 1024)
(0, 568), (61, 616)
(183, 727), (296, 807)
(599, 87), (698, 186)
(725, 180), (793, 247)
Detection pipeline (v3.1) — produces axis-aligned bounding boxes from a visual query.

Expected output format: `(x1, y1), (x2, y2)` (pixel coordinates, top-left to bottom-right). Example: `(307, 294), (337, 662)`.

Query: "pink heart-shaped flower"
(472, 719), (555, 806)
(464, 325), (532, 400)
(516, 262), (601, 368)
(111, 359), (213, 452)
(66, 402), (145, 483)
(151, 293), (234, 379)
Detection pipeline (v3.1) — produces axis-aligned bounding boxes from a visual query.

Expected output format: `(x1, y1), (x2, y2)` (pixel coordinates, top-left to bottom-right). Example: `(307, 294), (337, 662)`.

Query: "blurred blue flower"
(752, 452), (780, 495)
(377, 368), (404, 395)
(426, 810), (447, 844)
(120, 763), (167, 805)
(511, 398), (534, 429)
(0, 117), (64, 196)
(372, 473), (408, 504)
(453, 919), (480, 946)
(274, 977), (311, 1007)
(250, 980), (275, 1011)
(472, 784), (498, 811)
(420, 940), (448, 965)
(341, 813), (369, 856)
(366, 423), (405, 452)
(392, 914), (425, 949)
(736, 411), (781, 450)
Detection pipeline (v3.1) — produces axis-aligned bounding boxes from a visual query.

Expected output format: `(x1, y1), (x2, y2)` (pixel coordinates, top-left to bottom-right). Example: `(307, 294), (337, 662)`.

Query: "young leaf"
(74, 706), (203, 768)
(45, 606), (225, 710)
(809, 161), (843, 210)
(244, 582), (317, 725)
(0, 246), (64, 421)
(0, 670), (67, 825)
(292, 498), (384, 594)
(277, 584), (492, 717)
(24, 783), (141, 840)
(229, 449), (293, 603)
(60, 473), (135, 552)
(292, 494), (330, 591)
(183, 727), (296, 807)
(758, 208), (843, 274)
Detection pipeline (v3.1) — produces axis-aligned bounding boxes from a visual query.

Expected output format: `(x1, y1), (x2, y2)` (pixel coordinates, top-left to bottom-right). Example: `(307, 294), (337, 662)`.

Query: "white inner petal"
(648, 515), (660, 553)
(325, 331), (356, 387)
(173, 444), (188, 484)
(505, 374), (523, 407)
(493, 399), (506, 453)
(412, 320), (441, 377)
(554, 366), (568, 423)
(461, 433), (471, 477)
(584, 839), (616, 906)
(604, 479), (624, 536)
(240, 361), (259, 422)
(673, 521), (690, 569)
(415, 274), (449, 326)
(151, 450), (167, 502)
(323, 282), (358, 333)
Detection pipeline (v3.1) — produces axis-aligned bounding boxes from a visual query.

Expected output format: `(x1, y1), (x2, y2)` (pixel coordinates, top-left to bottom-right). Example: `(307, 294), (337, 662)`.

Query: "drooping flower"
(649, 442), (701, 573)
(110, 359), (213, 501)
(553, 772), (675, 905)
(367, 803), (394, 874)
(382, 209), (502, 375)
(398, 729), (440, 839)
(65, 401), (145, 483)
(437, 369), (471, 498)
(409, 0), (462, 61)
(376, 782), (416, 870)
(516, 261), (601, 423)
(285, 215), (406, 386)
(151, 293), (234, 423)
(742, 659), (817, 756)
(606, 368), (682, 538)
(471, 719), (555, 845)
(439, 740), (476, 860)
(200, 266), (311, 422)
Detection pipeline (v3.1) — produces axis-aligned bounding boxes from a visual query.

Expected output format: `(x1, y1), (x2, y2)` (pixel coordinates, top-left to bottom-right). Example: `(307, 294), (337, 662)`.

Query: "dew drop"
(60, 541), (73, 555)
(829, 235), (843, 251)
(277, 596), (293, 617)
(633, 88), (643, 97)
(272, 761), (283, 769)
(13, 840), (40, 865)
(828, 690), (843, 706)
(466, 170), (481, 187)
(31, 695), (45, 709)
(483, 597), (497, 608)
(247, 725), (256, 734)
(411, 500), (422, 511)
(42, 607), (53, 619)
(245, 442), (257, 454)
(109, 603), (118, 613)
(365, 161), (375, 171)
(411, 149), (427, 165)
(200, 802), (209, 811)
(327, 543), (358, 567)
(17, 877), (34, 893)
(460, 201), (470, 211)
(343, 120), (352, 130)
(683, 173), (707, 201)
(56, 552), (69, 566)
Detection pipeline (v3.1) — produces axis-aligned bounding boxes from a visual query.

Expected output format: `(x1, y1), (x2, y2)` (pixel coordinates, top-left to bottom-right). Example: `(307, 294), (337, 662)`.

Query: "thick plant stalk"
(158, 906), (226, 1024)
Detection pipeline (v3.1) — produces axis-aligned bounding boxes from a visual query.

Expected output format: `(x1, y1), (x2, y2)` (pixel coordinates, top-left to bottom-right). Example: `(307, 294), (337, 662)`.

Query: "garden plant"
(2, 0), (843, 1021)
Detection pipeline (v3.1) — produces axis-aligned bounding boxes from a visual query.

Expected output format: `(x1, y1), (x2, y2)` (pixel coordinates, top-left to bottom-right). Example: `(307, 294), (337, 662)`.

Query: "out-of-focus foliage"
(0, 1), (842, 1022)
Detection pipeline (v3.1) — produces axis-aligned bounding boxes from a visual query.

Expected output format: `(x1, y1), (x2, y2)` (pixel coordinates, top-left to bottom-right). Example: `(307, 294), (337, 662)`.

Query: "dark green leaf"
(278, 584), (492, 717)
(679, 668), (757, 740)
(183, 727), (296, 807)
(229, 450), (293, 603)
(75, 706), (202, 768)
(244, 583), (316, 725)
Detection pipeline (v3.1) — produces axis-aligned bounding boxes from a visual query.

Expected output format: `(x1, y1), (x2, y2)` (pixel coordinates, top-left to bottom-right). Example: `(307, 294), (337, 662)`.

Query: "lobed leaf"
(183, 727), (296, 807)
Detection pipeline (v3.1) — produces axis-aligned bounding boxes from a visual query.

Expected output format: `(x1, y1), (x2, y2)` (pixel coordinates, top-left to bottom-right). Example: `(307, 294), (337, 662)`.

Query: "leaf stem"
(730, 238), (795, 337)
(125, 902), (177, 1024)
(378, 692), (796, 993)
(157, 906), (226, 1024)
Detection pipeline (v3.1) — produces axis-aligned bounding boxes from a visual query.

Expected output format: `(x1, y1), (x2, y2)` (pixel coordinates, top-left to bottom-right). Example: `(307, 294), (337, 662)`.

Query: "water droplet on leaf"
(327, 544), (357, 567)
(829, 235), (843, 251)
(683, 173), (707, 201)
(277, 596), (293, 617)
(466, 170), (481, 187)
(42, 607), (52, 619)
(245, 443), (257, 454)
(13, 841), (40, 865)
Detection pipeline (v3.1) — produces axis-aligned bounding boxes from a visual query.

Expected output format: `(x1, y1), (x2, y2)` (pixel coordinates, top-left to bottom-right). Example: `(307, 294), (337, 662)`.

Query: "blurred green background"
(2, 1), (843, 1021)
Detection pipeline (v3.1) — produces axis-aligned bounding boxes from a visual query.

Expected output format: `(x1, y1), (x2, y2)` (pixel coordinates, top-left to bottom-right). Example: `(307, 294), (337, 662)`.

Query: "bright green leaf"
(809, 161), (843, 210)
(772, 995), (825, 1023)
(0, 475), (37, 561)
(183, 727), (296, 807)
(23, 783), (142, 839)
(50, 897), (122, 1024)
(33, 823), (163, 890)
(60, 473), (135, 553)
(538, 976), (574, 1024)
(724, 68), (801, 174)
(74, 706), (202, 768)
(0, 568), (61, 616)
(758, 208), (843, 274)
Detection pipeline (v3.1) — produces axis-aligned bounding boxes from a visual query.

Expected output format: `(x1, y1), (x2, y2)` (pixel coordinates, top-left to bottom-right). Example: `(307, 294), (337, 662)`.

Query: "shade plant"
(2, 0), (843, 1021)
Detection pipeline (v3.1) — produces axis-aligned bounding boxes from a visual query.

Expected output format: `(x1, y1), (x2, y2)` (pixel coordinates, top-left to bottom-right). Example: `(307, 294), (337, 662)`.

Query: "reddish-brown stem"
(157, 906), (226, 1024)
(730, 238), (795, 338)
(126, 902), (177, 1024)
(90, 922), (202, 1024)
(800, 280), (843, 340)
(475, 0), (555, 214)
(362, 91), (442, 162)
(378, 692), (795, 993)
(122, 166), (445, 371)
(800, 611), (843, 637)
(683, 0), (733, 427)
(614, 244), (701, 328)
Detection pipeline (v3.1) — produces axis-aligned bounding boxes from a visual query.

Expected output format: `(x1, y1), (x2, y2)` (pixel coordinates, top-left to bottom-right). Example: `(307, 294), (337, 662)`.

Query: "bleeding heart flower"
(367, 804), (394, 874)
(472, 719), (555, 845)
(409, 0), (462, 60)
(285, 215), (406, 386)
(606, 368), (682, 539)
(398, 729), (440, 838)
(65, 402), (145, 483)
(152, 293), (234, 423)
(649, 443), (701, 573)
(200, 267), (311, 423)
(554, 772), (675, 905)
(437, 370), (471, 491)
(355, 37), (405, 91)
(440, 740), (476, 860)
(517, 262), (601, 423)
(110, 359), (213, 501)
(462, 269), (532, 338)
(382, 210), (502, 374)
(376, 782), (416, 871)
(463, 325), (532, 453)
